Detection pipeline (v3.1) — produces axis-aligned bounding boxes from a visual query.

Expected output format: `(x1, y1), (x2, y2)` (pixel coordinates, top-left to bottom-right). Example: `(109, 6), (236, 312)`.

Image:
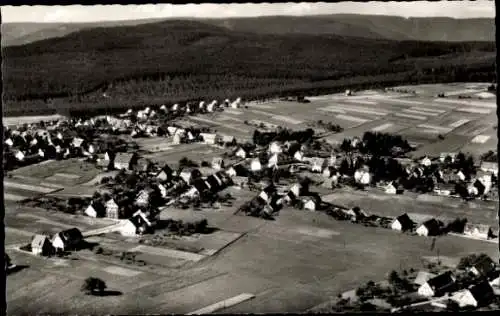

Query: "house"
(267, 153), (281, 168)
(440, 152), (457, 163)
(456, 170), (466, 182)
(354, 169), (371, 185)
(480, 161), (498, 176)
(172, 133), (182, 145)
(302, 195), (322, 211)
(105, 198), (120, 219)
(113, 152), (138, 170)
(157, 183), (168, 198)
(211, 157), (225, 171)
(200, 133), (218, 145)
(226, 164), (248, 177)
(269, 141), (283, 154)
(463, 223), (494, 240)
(473, 179), (486, 196)
(416, 218), (443, 237)
(52, 228), (83, 252)
(71, 137), (85, 148)
(385, 182), (397, 194)
(414, 271), (437, 286)
(346, 207), (368, 222)
(14, 150), (25, 161)
(221, 135), (235, 145)
(156, 164), (174, 182)
(391, 213), (414, 232)
(120, 210), (155, 236)
(31, 234), (54, 256)
(135, 189), (153, 207)
(420, 156), (432, 167)
(136, 158), (154, 173)
(84, 201), (106, 218)
(5, 138), (13, 147)
(451, 281), (495, 308)
(180, 168), (202, 185)
(293, 150), (304, 162)
(322, 166), (338, 178)
(235, 147), (247, 159)
(311, 157), (326, 173)
(417, 271), (456, 297)
(469, 255), (496, 277)
(250, 158), (262, 172)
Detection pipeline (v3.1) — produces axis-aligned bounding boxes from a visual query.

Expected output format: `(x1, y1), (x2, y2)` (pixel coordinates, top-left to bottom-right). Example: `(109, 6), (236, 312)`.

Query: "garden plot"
(475, 92), (496, 99)
(460, 133), (497, 158)
(322, 104), (389, 117)
(416, 124), (453, 134)
(449, 119), (470, 128)
(451, 121), (489, 136)
(455, 107), (492, 114)
(393, 112), (427, 121)
(410, 134), (471, 157)
(401, 109), (440, 117)
(271, 114), (303, 125)
(128, 245), (206, 262)
(102, 265), (143, 277)
(471, 135), (491, 144)
(4, 180), (56, 194)
(223, 109), (244, 115)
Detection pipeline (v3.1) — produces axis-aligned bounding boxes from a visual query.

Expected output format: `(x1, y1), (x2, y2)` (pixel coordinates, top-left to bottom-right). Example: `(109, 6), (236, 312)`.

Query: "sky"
(1, 2), (495, 23)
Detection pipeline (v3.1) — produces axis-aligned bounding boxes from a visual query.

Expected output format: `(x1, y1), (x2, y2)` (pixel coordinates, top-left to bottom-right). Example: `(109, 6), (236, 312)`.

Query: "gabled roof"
(193, 178), (210, 193)
(58, 228), (83, 244)
(420, 218), (442, 233)
(472, 255), (496, 276)
(31, 234), (51, 248)
(395, 213), (414, 230)
(427, 271), (455, 291)
(468, 281), (495, 304)
(129, 210), (153, 228)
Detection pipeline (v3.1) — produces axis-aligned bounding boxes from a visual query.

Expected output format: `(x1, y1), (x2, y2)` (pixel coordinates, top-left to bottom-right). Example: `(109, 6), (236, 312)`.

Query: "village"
(4, 84), (500, 314)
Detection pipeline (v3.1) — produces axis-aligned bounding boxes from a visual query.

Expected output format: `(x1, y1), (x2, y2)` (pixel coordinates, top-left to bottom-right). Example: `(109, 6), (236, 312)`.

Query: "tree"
(388, 270), (400, 286)
(81, 277), (107, 295)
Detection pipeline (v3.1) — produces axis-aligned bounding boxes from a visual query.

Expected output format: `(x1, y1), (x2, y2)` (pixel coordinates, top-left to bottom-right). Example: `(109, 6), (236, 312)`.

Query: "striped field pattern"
(394, 112), (427, 120)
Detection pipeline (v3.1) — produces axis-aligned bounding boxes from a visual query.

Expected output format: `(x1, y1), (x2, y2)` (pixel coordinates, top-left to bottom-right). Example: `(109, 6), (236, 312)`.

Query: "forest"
(2, 20), (496, 117)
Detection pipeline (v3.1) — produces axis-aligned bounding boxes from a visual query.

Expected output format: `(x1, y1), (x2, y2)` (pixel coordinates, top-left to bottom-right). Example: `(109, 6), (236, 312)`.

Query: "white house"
(5, 138), (13, 147)
(211, 157), (225, 171)
(235, 147), (247, 158)
(84, 203), (98, 218)
(200, 133), (217, 145)
(290, 183), (302, 197)
(417, 272), (456, 297)
(420, 156), (432, 167)
(171, 103), (179, 111)
(31, 234), (53, 256)
(293, 150), (304, 162)
(250, 158), (262, 172)
(451, 281), (495, 308)
(416, 219), (441, 237)
(267, 153), (279, 168)
(207, 101), (216, 113)
(105, 199), (120, 219)
(456, 170), (466, 182)
(385, 182), (397, 194)
(135, 190), (151, 207)
(120, 210), (154, 236)
(38, 148), (45, 158)
(14, 151), (25, 161)
(269, 141), (283, 154)
(354, 170), (371, 185)
(303, 196), (321, 211)
(391, 213), (414, 232)
(157, 183), (168, 198)
(259, 191), (270, 203)
(173, 133), (182, 145)
(311, 158), (325, 173)
(199, 101), (206, 110)
(414, 271), (437, 286)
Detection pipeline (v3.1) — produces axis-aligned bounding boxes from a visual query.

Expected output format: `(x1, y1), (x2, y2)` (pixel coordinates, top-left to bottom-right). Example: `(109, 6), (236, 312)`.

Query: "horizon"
(1, 2), (495, 23)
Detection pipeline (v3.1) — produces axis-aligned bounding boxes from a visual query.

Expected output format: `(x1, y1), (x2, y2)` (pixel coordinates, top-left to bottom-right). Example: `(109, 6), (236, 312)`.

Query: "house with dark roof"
(469, 255), (496, 277)
(417, 271), (456, 297)
(473, 179), (486, 196)
(179, 168), (202, 185)
(391, 213), (414, 232)
(156, 164), (174, 182)
(302, 195), (322, 211)
(113, 152), (138, 170)
(451, 280), (495, 308)
(51, 228), (84, 252)
(31, 234), (54, 256)
(120, 210), (155, 236)
(85, 201), (106, 218)
(227, 164), (249, 177)
(416, 218), (443, 237)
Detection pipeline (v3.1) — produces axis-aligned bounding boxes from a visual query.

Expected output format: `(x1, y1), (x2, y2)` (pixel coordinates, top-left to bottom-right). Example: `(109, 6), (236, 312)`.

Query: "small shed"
(416, 218), (442, 237)
(417, 271), (456, 297)
(52, 228), (83, 252)
(391, 213), (414, 232)
(31, 234), (54, 256)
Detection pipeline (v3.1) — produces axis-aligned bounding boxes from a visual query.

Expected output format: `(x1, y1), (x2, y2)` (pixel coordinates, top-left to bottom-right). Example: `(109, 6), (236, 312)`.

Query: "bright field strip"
(335, 114), (370, 124)
(319, 107), (346, 114)
(382, 98), (424, 105)
(449, 119), (470, 128)
(4, 181), (56, 193)
(128, 245), (206, 262)
(223, 109), (243, 115)
(444, 89), (482, 96)
(371, 123), (394, 132)
(321, 104), (388, 116)
(393, 113), (427, 120)
(218, 115), (244, 122)
(250, 103), (274, 109)
(343, 99), (378, 105)
(417, 124), (454, 133)
(4, 193), (29, 201)
(409, 107), (446, 114)
(434, 98), (496, 108)
(53, 173), (81, 179)
(471, 135), (491, 144)
(475, 92), (496, 99)
(402, 109), (440, 116)
(101, 265), (143, 277)
(271, 115), (303, 125)
(454, 107), (492, 114)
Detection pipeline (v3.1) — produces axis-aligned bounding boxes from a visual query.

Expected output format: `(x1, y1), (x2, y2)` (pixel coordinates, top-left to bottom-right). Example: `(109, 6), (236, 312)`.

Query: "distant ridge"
(2, 14), (494, 46)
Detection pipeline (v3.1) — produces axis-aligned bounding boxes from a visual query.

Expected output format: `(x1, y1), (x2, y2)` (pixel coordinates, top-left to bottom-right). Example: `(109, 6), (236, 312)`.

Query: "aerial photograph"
(1, 1), (499, 314)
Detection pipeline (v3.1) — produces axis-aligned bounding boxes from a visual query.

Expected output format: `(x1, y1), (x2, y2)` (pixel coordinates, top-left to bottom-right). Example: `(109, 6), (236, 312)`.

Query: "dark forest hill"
(2, 14), (494, 47)
(2, 19), (496, 116)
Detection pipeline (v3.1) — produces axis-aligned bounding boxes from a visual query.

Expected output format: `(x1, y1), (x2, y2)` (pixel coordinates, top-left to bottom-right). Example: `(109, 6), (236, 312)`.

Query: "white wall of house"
(85, 205), (97, 218)
(417, 283), (435, 297)
(52, 235), (65, 251)
(416, 225), (429, 236)
(391, 220), (403, 231)
(120, 221), (137, 236)
(304, 200), (316, 211)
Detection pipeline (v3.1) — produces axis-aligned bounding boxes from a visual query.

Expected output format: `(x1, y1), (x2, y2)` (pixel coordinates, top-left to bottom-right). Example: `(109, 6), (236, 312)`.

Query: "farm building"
(414, 271), (437, 286)
(172, 133), (183, 145)
(226, 164), (249, 177)
(310, 157), (326, 173)
(354, 169), (371, 185)
(14, 150), (25, 161)
(293, 150), (305, 162)
(135, 188), (154, 207)
(302, 195), (322, 211)
(322, 166), (339, 178)
(250, 158), (262, 172)
(52, 228), (84, 252)
(480, 161), (498, 176)
(451, 281), (495, 308)
(114, 152), (138, 170)
(268, 141), (283, 154)
(385, 182), (397, 194)
(417, 271), (456, 297)
(391, 213), (414, 232)
(463, 223), (494, 240)
(211, 157), (225, 171)
(235, 147), (248, 158)
(416, 219), (443, 237)
(468, 255), (496, 277)
(84, 201), (106, 218)
(120, 210), (155, 236)
(105, 198), (120, 219)
(31, 234), (54, 256)
(179, 168), (202, 185)
(156, 164), (174, 182)
(200, 133), (218, 145)
(221, 135), (236, 145)
(157, 183), (168, 198)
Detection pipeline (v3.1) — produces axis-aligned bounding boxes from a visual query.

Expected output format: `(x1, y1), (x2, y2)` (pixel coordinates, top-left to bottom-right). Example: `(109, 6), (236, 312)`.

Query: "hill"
(2, 19), (496, 116)
(2, 14), (494, 47)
